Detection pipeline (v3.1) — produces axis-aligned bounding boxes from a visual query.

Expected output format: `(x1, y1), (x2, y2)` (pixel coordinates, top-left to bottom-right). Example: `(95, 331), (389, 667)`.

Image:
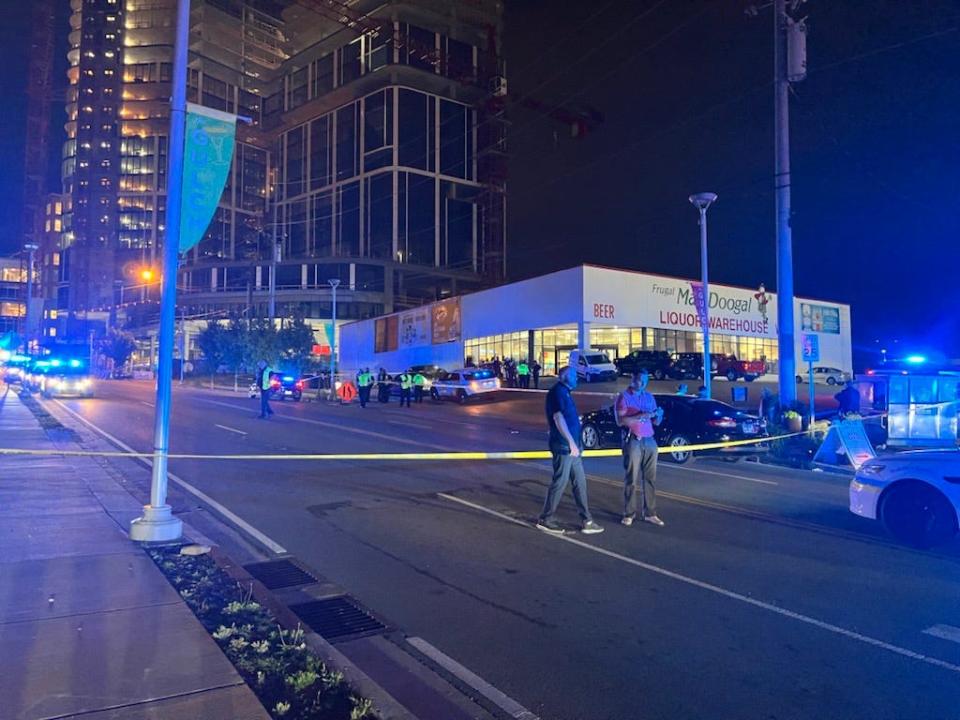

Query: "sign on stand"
(813, 419), (876, 470)
(801, 333), (820, 422)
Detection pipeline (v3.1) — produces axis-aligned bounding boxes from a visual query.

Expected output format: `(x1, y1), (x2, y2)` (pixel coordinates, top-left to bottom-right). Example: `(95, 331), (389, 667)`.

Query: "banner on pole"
(179, 103), (237, 254)
(689, 282), (708, 332)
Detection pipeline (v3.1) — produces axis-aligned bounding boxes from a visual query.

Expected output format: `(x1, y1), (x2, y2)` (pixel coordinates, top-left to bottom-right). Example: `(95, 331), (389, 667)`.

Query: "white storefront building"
(339, 265), (852, 377)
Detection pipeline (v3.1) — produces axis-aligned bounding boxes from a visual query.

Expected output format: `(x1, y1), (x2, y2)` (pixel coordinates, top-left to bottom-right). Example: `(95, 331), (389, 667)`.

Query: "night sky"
(0, 1), (956, 363)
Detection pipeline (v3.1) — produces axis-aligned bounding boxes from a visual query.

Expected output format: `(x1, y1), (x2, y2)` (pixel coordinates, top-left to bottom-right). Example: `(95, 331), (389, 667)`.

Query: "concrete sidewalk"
(0, 387), (270, 720)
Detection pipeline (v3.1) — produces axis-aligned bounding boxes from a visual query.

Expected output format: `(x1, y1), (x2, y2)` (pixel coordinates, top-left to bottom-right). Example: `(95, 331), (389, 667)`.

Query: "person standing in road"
(532, 359), (542, 389)
(399, 371), (413, 408)
(257, 359), (274, 419)
(357, 367), (374, 408)
(413, 370), (426, 403)
(517, 359), (530, 389)
(377, 367), (390, 403)
(616, 370), (665, 527)
(536, 365), (604, 536)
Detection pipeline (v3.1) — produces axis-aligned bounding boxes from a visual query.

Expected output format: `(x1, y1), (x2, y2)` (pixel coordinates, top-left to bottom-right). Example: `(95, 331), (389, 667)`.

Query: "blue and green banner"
(179, 103), (238, 254)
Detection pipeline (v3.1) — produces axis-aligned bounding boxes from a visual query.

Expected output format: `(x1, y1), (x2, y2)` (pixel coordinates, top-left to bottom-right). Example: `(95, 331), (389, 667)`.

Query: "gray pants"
(623, 436), (658, 518)
(539, 451), (592, 524)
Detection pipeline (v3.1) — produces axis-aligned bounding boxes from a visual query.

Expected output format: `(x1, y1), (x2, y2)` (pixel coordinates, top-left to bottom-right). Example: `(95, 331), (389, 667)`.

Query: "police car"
(430, 368), (501, 404)
(850, 450), (960, 548)
(36, 358), (95, 399)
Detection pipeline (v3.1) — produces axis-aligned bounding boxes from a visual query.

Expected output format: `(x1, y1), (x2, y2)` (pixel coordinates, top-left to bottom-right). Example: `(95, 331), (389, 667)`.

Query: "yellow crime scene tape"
(0, 431), (809, 461)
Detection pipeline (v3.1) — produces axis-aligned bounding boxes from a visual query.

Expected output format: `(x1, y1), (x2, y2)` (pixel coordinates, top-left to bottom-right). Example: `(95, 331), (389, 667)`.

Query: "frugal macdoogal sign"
(586, 271), (778, 339)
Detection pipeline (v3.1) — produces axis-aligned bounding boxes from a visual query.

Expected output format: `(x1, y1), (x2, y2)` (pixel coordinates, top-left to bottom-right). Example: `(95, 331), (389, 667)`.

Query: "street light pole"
(129, 0), (188, 542)
(328, 278), (340, 401)
(689, 192), (717, 400)
(23, 242), (38, 348)
(268, 203), (278, 324)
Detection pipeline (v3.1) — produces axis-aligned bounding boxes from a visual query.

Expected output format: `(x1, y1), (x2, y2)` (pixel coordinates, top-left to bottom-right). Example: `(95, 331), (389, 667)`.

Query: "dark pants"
(259, 388), (273, 418)
(533, 373), (540, 389)
(623, 436), (658, 518)
(400, 388), (412, 407)
(378, 383), (390, 403)
(359, 385), (371, 407)
(519, 375), (529, 388)
(414, 386), (424, 403)
(539, 450), (592, 524)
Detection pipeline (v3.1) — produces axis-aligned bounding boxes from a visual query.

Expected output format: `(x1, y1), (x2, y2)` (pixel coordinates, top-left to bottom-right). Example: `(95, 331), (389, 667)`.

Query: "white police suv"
(849, 450), (960, 548)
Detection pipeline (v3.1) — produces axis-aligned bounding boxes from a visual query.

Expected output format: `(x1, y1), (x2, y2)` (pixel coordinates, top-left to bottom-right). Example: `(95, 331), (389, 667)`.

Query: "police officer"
(532, 359), (542, 389)
(377, 367), (390, 403)
(357, 367), (374, 408)
(413, 370), (426, 403)
(257, 359), (274, 419)
(517, 359), (530, 389)
(399, 370), (413, 408)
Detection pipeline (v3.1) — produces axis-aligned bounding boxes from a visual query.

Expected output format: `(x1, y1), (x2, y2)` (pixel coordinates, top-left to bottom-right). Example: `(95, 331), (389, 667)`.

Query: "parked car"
(431, 368), (500, 403)
(672, 352), (765, 381)
(849, 450), (960, 548)
(796, 366), (850, 385)
(615, 350), (676, 380)
(569, 350), (618, 383)
(579, 394), (768, 463)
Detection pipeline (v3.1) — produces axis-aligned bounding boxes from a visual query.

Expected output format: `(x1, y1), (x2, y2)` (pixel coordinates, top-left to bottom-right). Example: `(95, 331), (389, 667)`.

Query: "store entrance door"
(552, 345), (578, 376)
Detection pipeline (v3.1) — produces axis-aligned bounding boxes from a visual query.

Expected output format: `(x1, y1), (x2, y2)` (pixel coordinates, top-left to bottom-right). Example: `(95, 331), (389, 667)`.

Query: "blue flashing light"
(282, 375), (294, 382)
(50, 359), (62, 367)
(69, 359), (82, 368)
(905, 355), (926, 365)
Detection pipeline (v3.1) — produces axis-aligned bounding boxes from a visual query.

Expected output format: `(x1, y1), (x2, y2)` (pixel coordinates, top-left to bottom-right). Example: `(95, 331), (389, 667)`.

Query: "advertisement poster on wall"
(374, 316), (400, 353)
(801, 303), (841, 334)
(398, 307), (431, 349)
(432, 298), (461, 344)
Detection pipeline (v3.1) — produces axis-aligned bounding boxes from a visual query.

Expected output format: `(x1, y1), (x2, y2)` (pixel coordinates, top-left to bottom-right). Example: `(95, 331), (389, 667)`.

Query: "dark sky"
(504, 0), (960, 362)
(0, 1), (956, 362)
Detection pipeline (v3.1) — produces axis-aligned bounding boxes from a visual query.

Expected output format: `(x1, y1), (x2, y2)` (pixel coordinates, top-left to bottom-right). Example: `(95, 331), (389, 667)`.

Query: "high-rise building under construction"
(54, 0), (506, 337)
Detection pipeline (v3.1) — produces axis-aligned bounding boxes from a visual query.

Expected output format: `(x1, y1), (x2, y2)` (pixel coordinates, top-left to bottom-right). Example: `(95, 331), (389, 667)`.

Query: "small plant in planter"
(148, 548), (377, 720)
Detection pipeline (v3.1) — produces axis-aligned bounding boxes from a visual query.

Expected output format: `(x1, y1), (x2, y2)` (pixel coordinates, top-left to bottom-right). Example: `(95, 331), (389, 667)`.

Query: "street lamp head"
(688, 192), (718, 211)
(23, 243), (39, 252)
(328, 278), (341, 289)
(141, 268), (154, 281)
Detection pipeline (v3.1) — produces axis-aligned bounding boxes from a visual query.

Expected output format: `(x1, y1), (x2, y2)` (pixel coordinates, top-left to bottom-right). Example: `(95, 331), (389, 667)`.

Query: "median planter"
(148, 547), (376, 720)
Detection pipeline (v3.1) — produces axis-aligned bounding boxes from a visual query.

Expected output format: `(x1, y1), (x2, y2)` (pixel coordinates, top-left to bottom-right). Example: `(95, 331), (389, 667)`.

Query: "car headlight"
(76, 379), (90, 389)
(50, 379), (62, 389)
(859, 464), (886, 476)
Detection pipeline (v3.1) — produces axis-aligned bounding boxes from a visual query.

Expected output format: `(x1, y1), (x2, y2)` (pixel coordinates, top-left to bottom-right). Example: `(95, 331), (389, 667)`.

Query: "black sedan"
(579, 394), (768, 463)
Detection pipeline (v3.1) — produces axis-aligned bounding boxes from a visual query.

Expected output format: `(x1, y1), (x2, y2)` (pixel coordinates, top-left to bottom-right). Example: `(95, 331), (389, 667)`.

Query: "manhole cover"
(289, 596), (387, 642)
(244, 559), (318, 589)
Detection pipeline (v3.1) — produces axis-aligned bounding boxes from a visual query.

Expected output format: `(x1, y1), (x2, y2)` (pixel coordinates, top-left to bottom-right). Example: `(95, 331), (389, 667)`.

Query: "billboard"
(432, 298), (461, 344)
(398, 307), (431, 349)
(374, 315), (400, 353)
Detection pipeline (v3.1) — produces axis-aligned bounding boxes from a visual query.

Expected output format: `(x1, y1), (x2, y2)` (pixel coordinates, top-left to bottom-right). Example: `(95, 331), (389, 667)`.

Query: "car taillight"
(707, 417), (737, 429)
(270, 379), (280, 388)
(295, 380), (303, 389)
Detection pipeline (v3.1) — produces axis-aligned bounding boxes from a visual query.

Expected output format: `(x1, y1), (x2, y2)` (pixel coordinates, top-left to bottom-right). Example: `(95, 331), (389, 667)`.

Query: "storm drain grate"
(289, 596), (387, 642)
(244, 559), (318, 590)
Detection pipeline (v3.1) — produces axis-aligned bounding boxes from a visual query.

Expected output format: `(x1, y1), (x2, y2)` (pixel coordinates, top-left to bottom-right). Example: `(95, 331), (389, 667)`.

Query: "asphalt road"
(48, 380), (960, 720)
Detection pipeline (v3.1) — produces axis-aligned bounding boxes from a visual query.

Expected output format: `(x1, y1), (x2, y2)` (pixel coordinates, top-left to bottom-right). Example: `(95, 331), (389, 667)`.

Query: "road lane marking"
(924, 625), (960, 644)
(668, 464), (778, 486)
(406, 637), (539, 720)
(437, 492), (960, 676)
(387, 419), (434, 430)
(215, 423), (247, 436)
(140, 401), (154, 408)
(53, 400), (287, 554)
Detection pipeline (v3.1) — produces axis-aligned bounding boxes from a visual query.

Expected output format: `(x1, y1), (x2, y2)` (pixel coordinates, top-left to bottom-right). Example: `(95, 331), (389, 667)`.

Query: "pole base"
(130, 504), (183, 543)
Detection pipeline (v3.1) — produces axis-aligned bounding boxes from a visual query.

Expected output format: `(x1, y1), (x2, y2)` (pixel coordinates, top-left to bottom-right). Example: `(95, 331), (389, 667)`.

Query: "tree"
(99, 329), (137, 372)
(278, 315), (316, 373)
(196, 320), (228, 374)
(247, 318), (280, 368)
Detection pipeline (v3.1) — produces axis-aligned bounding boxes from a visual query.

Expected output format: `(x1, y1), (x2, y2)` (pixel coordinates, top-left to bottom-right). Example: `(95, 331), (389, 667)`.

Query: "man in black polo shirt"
(536, 365), (604, 535)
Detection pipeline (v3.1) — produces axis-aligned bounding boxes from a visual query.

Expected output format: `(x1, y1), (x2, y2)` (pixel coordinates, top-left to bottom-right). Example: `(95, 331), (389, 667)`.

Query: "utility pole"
(129, 0), (188, 543)
(268, 203), (278, 324)
(773, 0), (806, 406)
(328, 278), (340, 401)
(689, 193), (717, 399)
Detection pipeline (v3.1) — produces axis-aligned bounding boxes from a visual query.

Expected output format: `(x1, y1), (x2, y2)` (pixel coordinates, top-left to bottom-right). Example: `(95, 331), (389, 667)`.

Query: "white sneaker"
(643, 515), (665, 527)
(581, 520), (604, 535)
(621, 516), (635, 527)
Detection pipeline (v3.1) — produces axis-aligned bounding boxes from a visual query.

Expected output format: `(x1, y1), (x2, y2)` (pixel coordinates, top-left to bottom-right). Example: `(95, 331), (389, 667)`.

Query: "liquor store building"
(338, 265), (852, 377)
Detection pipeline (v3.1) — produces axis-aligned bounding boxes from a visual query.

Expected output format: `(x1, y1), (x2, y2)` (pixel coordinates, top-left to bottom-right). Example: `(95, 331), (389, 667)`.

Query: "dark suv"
(615, 350), (676, 379)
